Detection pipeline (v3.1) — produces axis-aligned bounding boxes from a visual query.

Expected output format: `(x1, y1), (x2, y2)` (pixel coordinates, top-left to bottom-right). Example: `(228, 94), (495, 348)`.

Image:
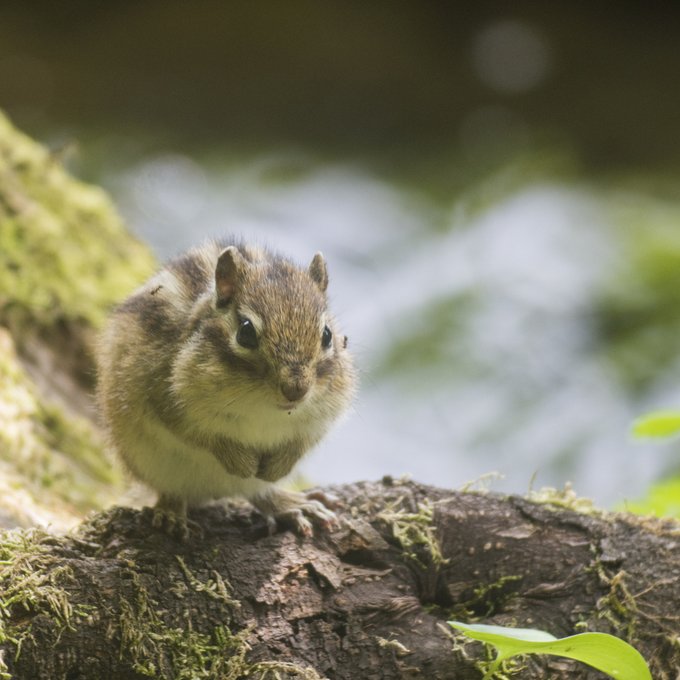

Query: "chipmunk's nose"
(280, 380), (310, 403)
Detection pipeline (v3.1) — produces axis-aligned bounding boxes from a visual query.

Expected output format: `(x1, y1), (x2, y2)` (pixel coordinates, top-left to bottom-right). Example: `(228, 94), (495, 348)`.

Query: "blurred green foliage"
(375, 293), (480, 388)
(631, 411), (680, 440)
(626, 477), (680, 519)
(594, 196), (680, 392)
(628, 410), (680, 519)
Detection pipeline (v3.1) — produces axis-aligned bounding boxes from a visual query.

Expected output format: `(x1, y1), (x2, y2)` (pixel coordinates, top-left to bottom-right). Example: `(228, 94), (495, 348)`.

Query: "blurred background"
(3, 1), (680, 509)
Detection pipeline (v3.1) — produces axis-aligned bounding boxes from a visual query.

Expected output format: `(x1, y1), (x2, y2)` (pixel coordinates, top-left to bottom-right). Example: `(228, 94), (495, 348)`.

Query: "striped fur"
(96, 240), (355, 516)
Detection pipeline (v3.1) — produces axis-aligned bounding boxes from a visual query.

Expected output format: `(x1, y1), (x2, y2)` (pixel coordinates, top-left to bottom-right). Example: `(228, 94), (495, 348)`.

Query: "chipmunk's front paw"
(253, 489), (340, 537)
(279, 497), (339, 537)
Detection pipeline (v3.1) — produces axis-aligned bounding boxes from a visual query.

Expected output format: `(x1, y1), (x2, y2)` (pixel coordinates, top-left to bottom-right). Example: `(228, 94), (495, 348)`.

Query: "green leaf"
(631, 410), (680, 439)
(449, 622), (652, 680)
(625, 475), (680, 518)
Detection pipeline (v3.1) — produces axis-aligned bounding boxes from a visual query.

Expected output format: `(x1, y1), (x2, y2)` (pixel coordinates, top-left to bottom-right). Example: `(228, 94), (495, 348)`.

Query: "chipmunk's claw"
(142, 494), (202, 541)
(256, 490), (340, 537)
(150, 506), (190, 540)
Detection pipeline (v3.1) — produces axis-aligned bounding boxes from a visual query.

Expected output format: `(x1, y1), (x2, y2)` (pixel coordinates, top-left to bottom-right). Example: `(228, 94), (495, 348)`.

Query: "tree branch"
(1, 479), (678, 679)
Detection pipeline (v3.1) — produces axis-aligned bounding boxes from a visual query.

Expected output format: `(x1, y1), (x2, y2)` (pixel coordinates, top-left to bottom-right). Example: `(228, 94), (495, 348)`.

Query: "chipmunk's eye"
(236, 318), (258, 349)
(321, 325), (332, 349)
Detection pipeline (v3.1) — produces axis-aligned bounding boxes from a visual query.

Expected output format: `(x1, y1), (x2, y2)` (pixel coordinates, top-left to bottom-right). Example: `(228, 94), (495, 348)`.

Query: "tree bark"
(1, 478), (678, 679)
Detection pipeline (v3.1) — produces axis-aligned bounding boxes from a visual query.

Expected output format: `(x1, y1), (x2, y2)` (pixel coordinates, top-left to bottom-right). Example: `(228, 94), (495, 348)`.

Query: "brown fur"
(96, 239), (355, 528)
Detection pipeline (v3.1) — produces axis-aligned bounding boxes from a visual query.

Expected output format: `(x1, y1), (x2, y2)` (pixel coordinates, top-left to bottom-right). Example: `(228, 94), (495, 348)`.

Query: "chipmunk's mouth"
(277, 401), (299, 413)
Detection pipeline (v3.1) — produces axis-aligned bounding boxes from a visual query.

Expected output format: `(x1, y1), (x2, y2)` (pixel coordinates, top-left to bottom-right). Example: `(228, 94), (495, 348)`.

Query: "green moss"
(118, 553), (321, 678)
(376, 636), (411, 657)
(527, 483), (599, 516)
(117, 566), (250, 679)
(446, 576), (520, 624)
(0, 110), (156, 335)
(175, 556), (241, 609)
(592, 569), (639, 642)
(378, 499), (448, 569)
(0, 328), (121, 520)
(452, 576), (524, 622)
(119, 602), (320, 680)
(246, 661), (326, 679)
(116, 560), (323, 680)
(475, 654), (522, 680)
(0, 528), (91, 679)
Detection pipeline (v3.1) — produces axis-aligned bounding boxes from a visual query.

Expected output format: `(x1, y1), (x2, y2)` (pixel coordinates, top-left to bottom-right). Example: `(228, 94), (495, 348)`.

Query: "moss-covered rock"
(0, 110), (157, 529)
(0, 110), (155, 375)
(0, 328), (120, 528)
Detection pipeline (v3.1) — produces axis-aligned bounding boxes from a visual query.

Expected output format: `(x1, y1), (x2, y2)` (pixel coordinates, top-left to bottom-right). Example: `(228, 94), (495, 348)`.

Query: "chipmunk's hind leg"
(143, 493), (191, 540)
(251, 488), (339, 537)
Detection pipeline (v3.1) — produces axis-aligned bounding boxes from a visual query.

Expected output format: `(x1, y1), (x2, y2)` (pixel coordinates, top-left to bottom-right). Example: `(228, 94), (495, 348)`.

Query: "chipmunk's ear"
(308, 252), (328, 293)
(215, 246), (244, 307)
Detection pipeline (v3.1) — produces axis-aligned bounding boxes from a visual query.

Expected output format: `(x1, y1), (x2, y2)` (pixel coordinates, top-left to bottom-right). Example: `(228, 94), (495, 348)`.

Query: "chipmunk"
(96, 239), (355, 537)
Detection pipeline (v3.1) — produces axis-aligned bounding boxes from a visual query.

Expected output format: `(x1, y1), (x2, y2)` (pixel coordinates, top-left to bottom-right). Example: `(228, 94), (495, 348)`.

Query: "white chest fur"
(185, 391), (330, 449)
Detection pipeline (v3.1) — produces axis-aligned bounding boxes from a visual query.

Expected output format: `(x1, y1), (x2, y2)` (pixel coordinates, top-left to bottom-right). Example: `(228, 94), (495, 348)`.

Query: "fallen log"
(1, 478), (677, 679)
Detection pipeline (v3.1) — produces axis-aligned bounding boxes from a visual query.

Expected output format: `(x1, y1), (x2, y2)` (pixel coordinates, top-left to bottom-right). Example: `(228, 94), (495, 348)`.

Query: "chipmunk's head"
(197, 245), (351, 413)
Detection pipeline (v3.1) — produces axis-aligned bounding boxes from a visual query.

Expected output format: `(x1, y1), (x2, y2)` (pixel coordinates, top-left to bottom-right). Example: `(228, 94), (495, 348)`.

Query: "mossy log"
(0, 110), (156, 529)
(1, 479), (679, 679)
